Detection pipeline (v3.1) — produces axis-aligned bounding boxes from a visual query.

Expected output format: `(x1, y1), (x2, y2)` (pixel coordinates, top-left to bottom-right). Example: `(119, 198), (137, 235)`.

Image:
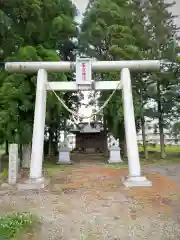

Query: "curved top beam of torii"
(4, 60), (161, 73)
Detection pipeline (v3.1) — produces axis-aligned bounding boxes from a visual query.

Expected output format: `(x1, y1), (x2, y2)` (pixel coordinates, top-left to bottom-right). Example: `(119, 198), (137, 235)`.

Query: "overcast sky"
(72, 0), (89, 22)
(167, 0), (180, 28)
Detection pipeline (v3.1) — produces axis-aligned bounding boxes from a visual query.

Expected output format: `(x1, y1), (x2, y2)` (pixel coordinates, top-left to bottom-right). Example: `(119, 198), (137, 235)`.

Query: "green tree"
(80, 0), (180, 160)
(142, 0), (179, 158)
(79, 0), (144, 157)
(0, 46), (66, 143)
(0, 0), (79, 157)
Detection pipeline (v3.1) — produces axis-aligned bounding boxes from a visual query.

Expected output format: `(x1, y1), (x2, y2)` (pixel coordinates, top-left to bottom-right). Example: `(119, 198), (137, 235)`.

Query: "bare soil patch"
(0, 162), (180, 239)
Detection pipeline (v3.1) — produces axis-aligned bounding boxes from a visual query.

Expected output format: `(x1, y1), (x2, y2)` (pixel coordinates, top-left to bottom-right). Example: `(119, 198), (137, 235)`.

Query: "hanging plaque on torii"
(76, 57), (92, 89)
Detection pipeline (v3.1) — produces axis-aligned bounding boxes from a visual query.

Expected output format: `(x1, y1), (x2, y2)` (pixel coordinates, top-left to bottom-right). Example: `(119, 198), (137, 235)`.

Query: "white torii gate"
(5, 59), (160, 187)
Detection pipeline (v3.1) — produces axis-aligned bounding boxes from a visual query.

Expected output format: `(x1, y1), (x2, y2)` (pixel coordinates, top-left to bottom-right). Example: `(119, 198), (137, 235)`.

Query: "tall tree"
(79, 0), (180, 160)
(79, 0), (144, 156)
(0, 0), (79, 156)
(142, 0), (179, 158)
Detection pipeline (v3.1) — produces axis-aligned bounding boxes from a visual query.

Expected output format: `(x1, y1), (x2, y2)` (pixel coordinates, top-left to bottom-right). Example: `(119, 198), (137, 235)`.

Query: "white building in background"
(137, 121), (180, 146)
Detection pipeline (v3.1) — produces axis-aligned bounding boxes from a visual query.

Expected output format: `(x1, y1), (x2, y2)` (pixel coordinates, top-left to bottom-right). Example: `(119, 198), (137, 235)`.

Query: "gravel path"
(0, 162), (180, 239)
(144, 163), (180, 181)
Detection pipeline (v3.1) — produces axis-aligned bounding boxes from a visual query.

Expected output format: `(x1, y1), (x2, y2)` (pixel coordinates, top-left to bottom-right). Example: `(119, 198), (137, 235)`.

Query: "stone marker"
(8, 144), (19, 184)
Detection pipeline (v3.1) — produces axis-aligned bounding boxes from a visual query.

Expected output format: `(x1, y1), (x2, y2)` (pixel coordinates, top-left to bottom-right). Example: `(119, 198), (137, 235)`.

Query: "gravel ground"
(0, 162), (180, 240)
(144, 163), (180, 181)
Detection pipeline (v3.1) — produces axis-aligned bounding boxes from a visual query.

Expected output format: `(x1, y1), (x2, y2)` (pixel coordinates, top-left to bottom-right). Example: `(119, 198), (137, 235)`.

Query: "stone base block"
(17, 177), (49, 190)
(57, 148), (72, 164)
(108, 147), (122, 164)
(108, 159), (123, 164)
(122, 176), (152, 187)
(56, 160), (72, 165)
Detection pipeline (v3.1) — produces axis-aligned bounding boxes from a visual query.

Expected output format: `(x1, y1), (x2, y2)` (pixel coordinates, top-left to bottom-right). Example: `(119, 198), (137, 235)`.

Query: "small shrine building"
(70, 122), (107, 153)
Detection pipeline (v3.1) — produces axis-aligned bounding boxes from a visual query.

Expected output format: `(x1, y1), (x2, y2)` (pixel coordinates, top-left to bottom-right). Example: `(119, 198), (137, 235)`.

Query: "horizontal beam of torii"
(4, 60), (161, 72)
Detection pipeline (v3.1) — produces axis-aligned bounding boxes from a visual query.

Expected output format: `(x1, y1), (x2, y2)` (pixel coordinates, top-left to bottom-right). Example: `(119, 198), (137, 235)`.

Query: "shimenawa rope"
(48, 81), (122, 120)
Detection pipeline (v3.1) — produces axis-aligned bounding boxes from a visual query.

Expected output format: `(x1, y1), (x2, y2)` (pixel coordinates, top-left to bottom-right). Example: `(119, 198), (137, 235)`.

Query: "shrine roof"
(70, 122), (103, 133)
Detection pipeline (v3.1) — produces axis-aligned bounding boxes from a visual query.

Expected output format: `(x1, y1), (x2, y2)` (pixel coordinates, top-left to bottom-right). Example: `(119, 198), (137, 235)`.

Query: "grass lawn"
(139, 144), (180, 153)
(1, 145), (180, 177)
(43, 160), (73, 178)
(103, 146), (180, 169)
(139, 145), (180, 163)
(0, 212), (38, 240)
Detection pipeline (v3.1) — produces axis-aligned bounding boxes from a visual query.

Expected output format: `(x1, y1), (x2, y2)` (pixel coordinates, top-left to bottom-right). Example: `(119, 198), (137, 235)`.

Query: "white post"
(29, 69), (47, 181)
(121, 68), (151, 187)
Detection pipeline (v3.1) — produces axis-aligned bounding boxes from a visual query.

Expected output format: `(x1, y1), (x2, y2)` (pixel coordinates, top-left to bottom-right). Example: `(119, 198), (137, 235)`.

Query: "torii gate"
(5, 58), (160, 187)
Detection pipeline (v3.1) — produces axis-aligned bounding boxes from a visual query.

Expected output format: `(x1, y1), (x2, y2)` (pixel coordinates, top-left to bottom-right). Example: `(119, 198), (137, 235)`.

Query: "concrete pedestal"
(122, 176), (152, 187)
(108, 147), (123, 163)
(57, 148), (72, 164)
(17, 177), (50, 190)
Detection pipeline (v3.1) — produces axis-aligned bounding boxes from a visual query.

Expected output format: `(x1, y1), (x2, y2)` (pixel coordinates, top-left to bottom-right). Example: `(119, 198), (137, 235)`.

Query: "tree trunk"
(104, 131), (108, 156)
(54, 129), (59, 155)
(48, 134), (52, 158)
(141, 117), (148, 160)
(119, 139), (127, 159)
(102, 126), (108, 156)
(22, 143), (31, 168)
(103, 111), (108, 156)
(19, 144), (23, 168)
(5, 140), (9, 155)
(48, 128), (57, 159)
(158, 115), (166, 158)
(157, 83), (166, 159)
(64, 120), (68, 147)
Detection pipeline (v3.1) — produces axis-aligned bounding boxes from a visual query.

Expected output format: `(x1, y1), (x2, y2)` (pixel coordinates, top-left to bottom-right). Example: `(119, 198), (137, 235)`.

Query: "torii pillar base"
(122, 176), (152, 187)
(17, 177), (50, 190)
